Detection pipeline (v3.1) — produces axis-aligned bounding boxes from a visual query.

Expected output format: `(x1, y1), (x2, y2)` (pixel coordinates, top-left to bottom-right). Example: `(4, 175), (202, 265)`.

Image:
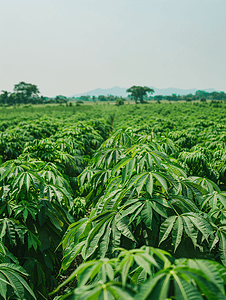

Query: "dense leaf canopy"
(1, 101), (226, 299)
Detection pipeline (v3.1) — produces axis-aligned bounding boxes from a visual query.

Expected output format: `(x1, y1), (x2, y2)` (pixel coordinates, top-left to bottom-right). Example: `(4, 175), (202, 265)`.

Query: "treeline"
(0, 82), (74, 106)
(1, 82), (226, 106)
(151, 90), (226, 102)
(78, 95), (118, 101)
(70, 90), (226, 103)
(76, 94), (126, 105)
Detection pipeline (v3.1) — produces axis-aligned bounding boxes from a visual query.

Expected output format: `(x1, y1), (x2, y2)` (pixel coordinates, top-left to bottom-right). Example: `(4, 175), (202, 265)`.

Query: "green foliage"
(51, 246), (226, 300)
(0, 241), (36, 299)
(1, 101), (226, 299)
(126, 86), (154, 103)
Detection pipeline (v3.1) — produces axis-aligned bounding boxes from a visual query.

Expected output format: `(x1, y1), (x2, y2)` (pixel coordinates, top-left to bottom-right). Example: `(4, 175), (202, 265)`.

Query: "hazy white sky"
(1, 0), (226, 97)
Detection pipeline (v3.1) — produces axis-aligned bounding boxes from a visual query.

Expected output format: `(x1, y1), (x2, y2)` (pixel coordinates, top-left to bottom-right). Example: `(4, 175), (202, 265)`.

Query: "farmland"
(1, 101), (226, 299)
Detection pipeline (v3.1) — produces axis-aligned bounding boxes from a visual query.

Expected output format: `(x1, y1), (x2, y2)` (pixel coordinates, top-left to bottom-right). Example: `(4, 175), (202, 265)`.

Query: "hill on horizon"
(73, 86), (218, 98)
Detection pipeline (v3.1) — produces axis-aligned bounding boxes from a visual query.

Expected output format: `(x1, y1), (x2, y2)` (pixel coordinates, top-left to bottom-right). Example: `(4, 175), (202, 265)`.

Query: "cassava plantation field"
(1, 101), (226, 299)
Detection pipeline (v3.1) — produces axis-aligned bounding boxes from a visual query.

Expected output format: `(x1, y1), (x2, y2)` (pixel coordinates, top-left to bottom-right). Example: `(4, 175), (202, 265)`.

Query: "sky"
(0, 0), (226, 97)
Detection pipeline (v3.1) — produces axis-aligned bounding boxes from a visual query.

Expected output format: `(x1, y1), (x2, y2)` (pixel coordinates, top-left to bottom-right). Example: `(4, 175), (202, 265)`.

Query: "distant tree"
(98, 95), (108, 102)
(154, 95), (164, 101)
(195, 90), (209, 97)
(210, 92), (223, 100)
(55, 95), (68, 104)
(8, 93), (19, 106)
(79, 95), (91, 101)
(171, 94), (178, 101)
(107, 95), (116, 101)
(116, 98), (125, 106)
(200, 97), (207, 102)
(165, 96), (172, 101)
(0, 90), (9, 105)
(126, 86), (154, 103)
(14, 82), (40, 104)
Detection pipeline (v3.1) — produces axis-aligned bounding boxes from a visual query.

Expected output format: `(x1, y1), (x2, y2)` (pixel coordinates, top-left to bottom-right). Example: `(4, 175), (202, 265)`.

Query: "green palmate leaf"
(118, 201), (142, 221)
(107, 284), (135, 300)
(2, 270), (24, 299)
(165, 162), (187, 178)
(173, 274), (202, 300)
(79, 168), (94, 186)
(27, 231), (41, 251)
(62, 218), (91, 250)
(11, 271), (36, 299)
(134, 273), (165, 300)
(99, 221), (112, 258)
(202, 192), (226, 211)
(146, 173), (153, 196)
(122, 157), (136, 184)
(131, 267), (147, 285)
(91, 169), (112, 188)
(129, 204), (144, 225)
(78, 265), (101, 286)
(136, 173), (149, 196)
(0, 263), (36, 299)
(0, 272), (7, 300)
(52, 259), (117, 296)
(105, 263), (114, 281)
(84, 260), (115, 284)
(140, 200), (153, 229)
(219, 231), (226, 266)
(111, 219), (121, 249)
(181, 269), (226, 300)
(105, 177), (122, 195)
(116, 217), (136, 242)
(186, 213), (212, 241)
(79, 213), (117, 260)
(0, 218), (23, 246)
(182, 216), (198, 247)
(14, 201), (38, 222)
(133, 255), (152, 275)
(134, 260), (226, 300)
(84, 221), (109, 259)
(172, 216), (183, 252)
(152, 172), (168, 193)
(157, 273), (171, 300)
(58, 282), (135, 300)
(159, 213), (213, 251)
(62, 241), (86, 271)
(127, 173), (148, 191)
(41, 183), (73, 208)
(159, 216), (177, 245)
(210, 232), (220, 251)
(193, 177), (221, 193)
(48, 211), (64, 230)
(112, 157), (133, 176)
(50, 261), (96, 295)
(187, 259), (225, 294)
(0, 219), (7, 239)
(169, 195), (199, 213)
(151, 197), (169, 218)
(75, 285), (102, 300)
(126, 171), (169, 196)
(121, 256), (133, 286)
(12, 171), (41, 194)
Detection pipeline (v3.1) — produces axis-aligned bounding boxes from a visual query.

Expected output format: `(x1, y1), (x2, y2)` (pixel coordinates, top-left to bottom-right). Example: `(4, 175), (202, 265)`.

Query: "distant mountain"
(73, 86), (127, 97)
(73, 86), (218, 98)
